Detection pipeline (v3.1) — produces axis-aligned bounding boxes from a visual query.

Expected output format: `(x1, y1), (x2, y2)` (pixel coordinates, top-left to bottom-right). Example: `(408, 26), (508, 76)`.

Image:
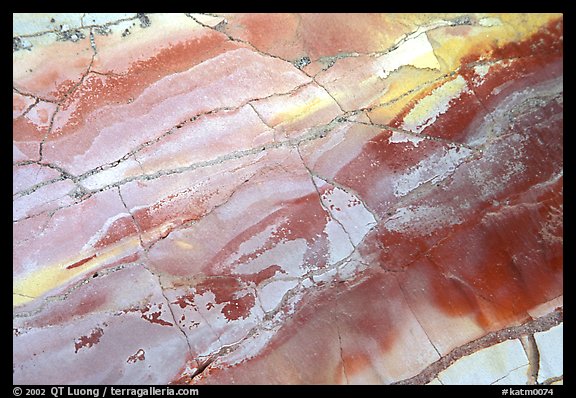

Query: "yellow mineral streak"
(13, 236), (141, 307)
(13, 13), (562, 309)
(270, 95), (333, 127)
(428, 13), (561, 72)
(368, 13), (561, 126)
(368, 68), (445, 124)
(401, 74), (468, 132)
(175, 240), (196, 250)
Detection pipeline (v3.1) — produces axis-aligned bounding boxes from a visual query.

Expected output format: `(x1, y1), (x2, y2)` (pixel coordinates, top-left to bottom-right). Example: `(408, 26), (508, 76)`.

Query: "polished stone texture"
(13, 13), (562, 385)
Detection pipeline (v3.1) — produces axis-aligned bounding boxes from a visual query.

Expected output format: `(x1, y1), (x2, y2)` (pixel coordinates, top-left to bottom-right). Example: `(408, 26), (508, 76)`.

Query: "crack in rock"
(520, 334), (541, 385)
(393, 308), (563, 385)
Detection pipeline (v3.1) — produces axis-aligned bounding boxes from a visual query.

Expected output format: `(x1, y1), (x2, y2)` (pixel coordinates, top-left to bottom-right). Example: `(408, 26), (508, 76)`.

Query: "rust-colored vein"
(66, 254), (97, 270)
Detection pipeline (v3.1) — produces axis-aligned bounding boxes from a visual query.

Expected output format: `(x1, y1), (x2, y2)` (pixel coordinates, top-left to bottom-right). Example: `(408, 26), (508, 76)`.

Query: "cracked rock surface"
(13, 13), (563, 385)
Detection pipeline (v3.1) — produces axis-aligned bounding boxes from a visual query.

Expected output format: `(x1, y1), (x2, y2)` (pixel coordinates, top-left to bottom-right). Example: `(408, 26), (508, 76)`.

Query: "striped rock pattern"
(13, 13), (563, 384)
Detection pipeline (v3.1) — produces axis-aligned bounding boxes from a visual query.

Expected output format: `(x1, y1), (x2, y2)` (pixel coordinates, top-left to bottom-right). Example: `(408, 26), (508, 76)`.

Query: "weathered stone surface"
(13, 13), (563, 385)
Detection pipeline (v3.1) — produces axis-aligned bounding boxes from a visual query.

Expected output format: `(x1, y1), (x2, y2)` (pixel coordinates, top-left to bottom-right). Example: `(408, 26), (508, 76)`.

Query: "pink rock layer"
(13, 14), (562, 384)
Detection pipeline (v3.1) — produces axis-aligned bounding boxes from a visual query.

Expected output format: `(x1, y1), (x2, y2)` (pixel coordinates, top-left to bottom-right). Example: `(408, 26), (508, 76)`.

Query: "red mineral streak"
(66, 254), (97, 270)
(138, 153), (318, 277)
(355, 94), (562, 295)
(331, 127), (460, 216)
(12, 32), (248, 164)
(41, 50), (310, 176)
(131, 192), (211, 236)
(13, 29), (239, 132)
(204, 192), (330, 276)
(74, 327), (104, 353)
(172, 271), (271, 321)
(21, 288), (108, 329)
(388, 18), (563, 143)
(240, 264), (285, 285)
(93, 215), (139, 249)
(48, 31), (244, 139)
(195, 278), (245, 307)
(172, 295), (194, 310)
(18, 264), (188, 343)
(116, 159), (265, 255)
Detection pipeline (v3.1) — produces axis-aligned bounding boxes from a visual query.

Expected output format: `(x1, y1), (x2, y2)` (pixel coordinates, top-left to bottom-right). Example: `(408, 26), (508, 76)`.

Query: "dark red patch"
(195, 277), (243, 303)
(222, 293), (256, 321)
(426, 186), (563, 328)
(173, 276), (259, 321)
(125, 303), (174, 326)
(172, 294), (195, 310)
(74, 327), (104, 353)
(140, 307), (173, 327)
